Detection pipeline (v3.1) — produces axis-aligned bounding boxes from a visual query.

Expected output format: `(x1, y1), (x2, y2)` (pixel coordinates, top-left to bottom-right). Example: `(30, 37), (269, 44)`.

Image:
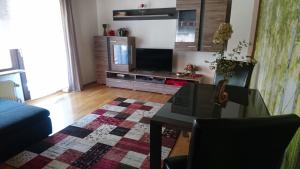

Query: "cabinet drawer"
(133, 81), (164, 93)
(164, 85), (182, 95)
(106, 78), (133, 89)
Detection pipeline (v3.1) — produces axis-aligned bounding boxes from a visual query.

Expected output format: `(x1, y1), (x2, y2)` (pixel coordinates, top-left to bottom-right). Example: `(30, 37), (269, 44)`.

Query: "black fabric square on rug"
(26, 141), (54, 154)
(117, 163), (138, 169)
(134, 101), (145, 105)
(114, 113), (130, 120)
(72, 143), (112, 169)
(110, 127), (130, 136)
(114, 97), (127, 102)
(118, 102), (131, 107)
(60, 126), (92, 138)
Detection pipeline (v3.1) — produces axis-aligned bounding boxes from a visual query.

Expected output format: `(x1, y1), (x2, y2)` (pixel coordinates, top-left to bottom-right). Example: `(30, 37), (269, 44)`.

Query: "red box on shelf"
(165, 79), (188, 86)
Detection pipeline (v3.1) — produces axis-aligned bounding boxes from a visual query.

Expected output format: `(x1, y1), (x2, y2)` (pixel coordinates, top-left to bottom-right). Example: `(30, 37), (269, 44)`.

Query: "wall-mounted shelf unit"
(175, 0), (232, 52)
(113, 8), (178, 21)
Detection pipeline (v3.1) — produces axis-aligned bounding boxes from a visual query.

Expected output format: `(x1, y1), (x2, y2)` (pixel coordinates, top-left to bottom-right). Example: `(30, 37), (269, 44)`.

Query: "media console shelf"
(106, 70), (204, 95)
(113, 8), (177, 21)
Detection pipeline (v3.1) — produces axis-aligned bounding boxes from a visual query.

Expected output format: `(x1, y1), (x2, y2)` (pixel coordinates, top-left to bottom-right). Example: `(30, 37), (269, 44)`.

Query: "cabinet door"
(175, 0), (201, 51)
(94, 36), (108, 84)
(201, 0), (228, 52)
(109, 37), (135, 72)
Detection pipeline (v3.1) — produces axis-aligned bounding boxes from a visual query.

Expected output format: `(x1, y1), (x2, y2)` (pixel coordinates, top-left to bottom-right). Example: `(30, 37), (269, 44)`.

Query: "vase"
(102, 24), (108, 36)
(214, 79), (229, 107)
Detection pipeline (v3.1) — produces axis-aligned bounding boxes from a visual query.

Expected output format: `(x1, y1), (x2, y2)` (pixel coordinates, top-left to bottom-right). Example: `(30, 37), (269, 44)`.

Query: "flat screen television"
(136, 48), (173, 72)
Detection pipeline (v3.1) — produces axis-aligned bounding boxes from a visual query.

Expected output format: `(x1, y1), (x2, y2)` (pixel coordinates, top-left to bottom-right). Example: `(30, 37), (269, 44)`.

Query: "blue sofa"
(0, 99), (52, 162)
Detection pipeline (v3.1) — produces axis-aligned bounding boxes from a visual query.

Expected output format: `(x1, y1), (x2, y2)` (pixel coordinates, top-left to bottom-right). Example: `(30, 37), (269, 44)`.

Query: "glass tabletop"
(152, 82), (271, 129)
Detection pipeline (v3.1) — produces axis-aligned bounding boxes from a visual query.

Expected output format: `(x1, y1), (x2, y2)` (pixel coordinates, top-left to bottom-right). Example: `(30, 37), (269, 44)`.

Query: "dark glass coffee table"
(150, 82), (270, 169)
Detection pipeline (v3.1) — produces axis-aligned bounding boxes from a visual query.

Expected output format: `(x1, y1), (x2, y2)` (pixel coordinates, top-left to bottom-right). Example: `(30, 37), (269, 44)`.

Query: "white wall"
(93, 0), (259, 82)
(98, 0), (176, 49)
(227, 0), (258, 56)
(72, 0), (98, 85)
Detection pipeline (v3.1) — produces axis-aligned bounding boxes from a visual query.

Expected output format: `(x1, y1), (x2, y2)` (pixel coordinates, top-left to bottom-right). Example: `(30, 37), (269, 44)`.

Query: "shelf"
(105, 70), (207, 94)
(113, 8), (178, 21)
(106, 77), (133, 81)
(106, 70), (204, 82)
(135, 76), (165, 84)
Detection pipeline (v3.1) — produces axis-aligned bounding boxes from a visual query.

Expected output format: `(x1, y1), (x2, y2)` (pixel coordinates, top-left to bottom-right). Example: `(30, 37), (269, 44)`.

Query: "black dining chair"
(214, 61), (255, 88)
(163, 114), (300, 169)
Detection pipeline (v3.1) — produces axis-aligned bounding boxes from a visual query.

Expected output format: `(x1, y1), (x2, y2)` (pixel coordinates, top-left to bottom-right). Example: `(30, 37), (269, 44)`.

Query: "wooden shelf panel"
(113, 8), (178, 21)
(106, 70), (203, 82)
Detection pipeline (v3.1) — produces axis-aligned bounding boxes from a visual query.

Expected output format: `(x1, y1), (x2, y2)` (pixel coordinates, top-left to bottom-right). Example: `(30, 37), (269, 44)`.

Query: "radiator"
(0, 80), (20, 102)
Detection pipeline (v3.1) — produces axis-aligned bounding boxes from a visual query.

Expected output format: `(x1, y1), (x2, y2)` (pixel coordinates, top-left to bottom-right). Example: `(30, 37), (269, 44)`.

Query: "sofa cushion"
(0, 99), (50, 135)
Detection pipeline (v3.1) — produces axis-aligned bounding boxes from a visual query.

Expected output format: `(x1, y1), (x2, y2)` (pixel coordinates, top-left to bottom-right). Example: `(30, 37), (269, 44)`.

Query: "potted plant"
(207, 23), (257, 105)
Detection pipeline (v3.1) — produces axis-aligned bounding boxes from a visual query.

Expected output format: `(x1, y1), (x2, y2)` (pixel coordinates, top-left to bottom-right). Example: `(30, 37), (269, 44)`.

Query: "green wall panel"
(254, 0), (300, 115)
(253, 0), (300, 168)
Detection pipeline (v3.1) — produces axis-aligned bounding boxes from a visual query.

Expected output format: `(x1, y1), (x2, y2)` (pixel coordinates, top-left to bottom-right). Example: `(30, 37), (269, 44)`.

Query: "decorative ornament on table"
(117, 28), (129, 37)
(139, 3), (147, 15)
(102, 24), (108, 36)
(184, 64), (199, 75)
(140, 3), (146, 9)
(183, 64), (202, 79)
(206, 22), (257, 106)
(108, 30), (116, 36)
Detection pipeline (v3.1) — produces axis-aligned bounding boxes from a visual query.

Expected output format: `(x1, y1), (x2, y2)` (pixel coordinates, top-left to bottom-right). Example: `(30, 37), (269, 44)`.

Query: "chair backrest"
(187, 115), (300, 169)
(214, 61), (254, 88)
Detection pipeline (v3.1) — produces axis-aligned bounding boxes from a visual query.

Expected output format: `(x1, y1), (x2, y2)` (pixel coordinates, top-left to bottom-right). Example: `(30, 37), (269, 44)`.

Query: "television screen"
(136, 48), (173, 72)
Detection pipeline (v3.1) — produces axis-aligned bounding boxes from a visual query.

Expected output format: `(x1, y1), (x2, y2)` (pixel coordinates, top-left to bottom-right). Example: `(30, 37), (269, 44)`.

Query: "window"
(0, 0), (69, 99)
(0, 49), (12, 70)
(0, 0), (13, 71)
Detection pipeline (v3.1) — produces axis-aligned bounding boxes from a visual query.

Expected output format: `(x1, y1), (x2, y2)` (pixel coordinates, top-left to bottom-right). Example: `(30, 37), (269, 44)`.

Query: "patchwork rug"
(6, 97), (179, 169)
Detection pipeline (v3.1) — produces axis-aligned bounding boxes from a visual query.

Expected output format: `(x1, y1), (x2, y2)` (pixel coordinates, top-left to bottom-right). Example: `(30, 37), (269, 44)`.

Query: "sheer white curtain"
(1, 0), (72, 99)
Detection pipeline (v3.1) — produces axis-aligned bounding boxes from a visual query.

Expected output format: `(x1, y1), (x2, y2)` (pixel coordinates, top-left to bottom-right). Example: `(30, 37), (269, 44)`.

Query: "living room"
(0, 0), (299, 169)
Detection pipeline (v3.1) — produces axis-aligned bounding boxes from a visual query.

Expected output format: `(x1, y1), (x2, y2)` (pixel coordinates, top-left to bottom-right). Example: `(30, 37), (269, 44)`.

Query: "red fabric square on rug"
(139, 133), (150, 144)
(57, 149), (83, 164)
(44, 132), (68, 144)
(127, 103), (143, 109)
(118, 120), (136, 128)
(84, 119), (103, 131)
(162, 137), (177, 148)
(115, 138), (149, 155)
(122, 108), (136, 115)
(103, 147), (128, 162)
(92, 109), (108, 115)
(140, 117), (151, 124)
(139, 105), (153, 111)
(140, 156), (150, 169)
(95, 116), (123, 126)
(91, 158), (120, 169)
(107, 117), (123, 125)
(67, 166), (80, 169)
(20, 155), (52, 169)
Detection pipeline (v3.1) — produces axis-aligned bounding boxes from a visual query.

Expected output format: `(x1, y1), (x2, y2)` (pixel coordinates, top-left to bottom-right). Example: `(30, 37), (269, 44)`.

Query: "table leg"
(150, 120), (162, 169)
